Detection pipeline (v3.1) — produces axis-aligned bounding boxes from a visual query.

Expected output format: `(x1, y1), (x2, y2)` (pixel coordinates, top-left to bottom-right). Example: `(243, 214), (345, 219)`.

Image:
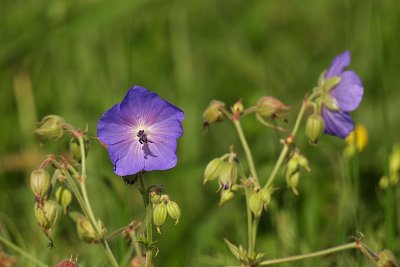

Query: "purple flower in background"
(321, 51), (364, 138)
(97, 86), (184, 176)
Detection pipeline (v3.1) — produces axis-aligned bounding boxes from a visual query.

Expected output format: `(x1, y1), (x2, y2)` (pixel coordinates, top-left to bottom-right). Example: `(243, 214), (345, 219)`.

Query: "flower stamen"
(137, 130), (153, 144)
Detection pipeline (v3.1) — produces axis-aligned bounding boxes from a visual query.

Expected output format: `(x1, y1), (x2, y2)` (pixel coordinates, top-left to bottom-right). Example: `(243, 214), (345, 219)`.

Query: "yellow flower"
(344, 124), (368, 157)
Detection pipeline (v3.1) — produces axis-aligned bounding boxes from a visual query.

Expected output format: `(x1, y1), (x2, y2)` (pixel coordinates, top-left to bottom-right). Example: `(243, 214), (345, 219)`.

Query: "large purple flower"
(97, 86), (184, 176)
(321, 51), (364, 138)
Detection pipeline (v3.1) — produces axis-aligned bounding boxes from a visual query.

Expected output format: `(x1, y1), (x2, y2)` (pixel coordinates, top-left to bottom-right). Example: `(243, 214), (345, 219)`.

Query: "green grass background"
(1, 0), (399, 266)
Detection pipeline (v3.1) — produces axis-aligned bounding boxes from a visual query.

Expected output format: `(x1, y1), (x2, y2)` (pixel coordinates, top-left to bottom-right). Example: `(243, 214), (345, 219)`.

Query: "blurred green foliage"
(1, 0), (400, 266)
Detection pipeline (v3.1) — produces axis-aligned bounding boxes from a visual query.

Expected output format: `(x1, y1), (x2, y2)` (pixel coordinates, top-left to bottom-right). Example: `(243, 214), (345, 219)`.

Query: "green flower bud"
(232, 101), (244, 114)
(150, 192), (161, 204)
(69, 136), (89, 163)
(166, 201), (181, 224)
(249, 192), (262, 217)
(256, 96), (289, 118)
(77, 217), (102, 243)
(377, 250), (399, 267)
(295, 153), (311, 172)
(287, 172), (300, 195)
(34, 115), (65, 140)
(285, 157), (299, 180)
(305, 114), (325, 144)
(259, 188), (272, 205)
(153, 203), (167, 227)
(202, 100), (225, 125)
(219, 162), (237, 186)
(34, 201), (59, 230)
(219, 189), (234, 206)
(30, 170), (51, 200)
(56, 186), (72, 214)
(203, 158), (223, 184)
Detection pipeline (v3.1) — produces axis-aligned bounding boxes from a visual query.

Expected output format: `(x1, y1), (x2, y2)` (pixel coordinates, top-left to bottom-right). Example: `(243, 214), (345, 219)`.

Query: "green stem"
(258, 242), (358, 265)
(233, 119), (260, 257)
(233, 120), (258, 182)
(244, 186), (254, 254)
(139, 174), (153, 267)
(77, 135), (119, 267)
(264, 93), (315, 189)
(0, 236), (48, 267)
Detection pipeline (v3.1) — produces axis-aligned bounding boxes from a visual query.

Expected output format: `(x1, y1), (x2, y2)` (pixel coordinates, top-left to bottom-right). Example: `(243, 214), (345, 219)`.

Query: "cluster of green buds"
(150, 192), (181, 234)
(203, 150), (239, 205)
(285, 152), (310, 195)
(29, 168), (59, 239)
(248, 184), (276, 217)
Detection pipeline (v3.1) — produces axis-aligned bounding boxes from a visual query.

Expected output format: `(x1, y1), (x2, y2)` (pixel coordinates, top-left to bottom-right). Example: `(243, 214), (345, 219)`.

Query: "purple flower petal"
(330, 70), (363, 112)
(97, 104), (135, 145)
(322, 108), (354, 139)
(324, 51), (350, 78)
(97, 85), (184, 176)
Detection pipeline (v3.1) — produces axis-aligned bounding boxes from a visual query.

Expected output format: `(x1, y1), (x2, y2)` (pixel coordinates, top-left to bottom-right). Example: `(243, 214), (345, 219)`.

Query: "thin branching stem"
(139, 174), (153, 267)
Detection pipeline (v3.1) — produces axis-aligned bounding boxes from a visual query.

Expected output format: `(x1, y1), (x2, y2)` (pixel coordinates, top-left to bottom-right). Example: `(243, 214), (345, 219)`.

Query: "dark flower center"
(137, 130), (152, 144)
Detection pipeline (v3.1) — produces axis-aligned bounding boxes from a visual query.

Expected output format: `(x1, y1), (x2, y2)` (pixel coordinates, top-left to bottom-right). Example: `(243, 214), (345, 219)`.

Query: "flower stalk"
(77, 135), (119, 267)
(139, 174), (153, 267)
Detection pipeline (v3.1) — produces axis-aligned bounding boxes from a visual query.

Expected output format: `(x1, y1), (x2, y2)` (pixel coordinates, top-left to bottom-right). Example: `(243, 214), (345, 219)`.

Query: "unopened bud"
(30, 170), (51, 200)
(259, 188), (272, 206)
(77, 217), (101, 243)
(69, 136), (89, 163)
(219, 162), (237, 186)
(34, 115), (65, 140)
(34, 201), (59, 230)
(294, 153), (311, 172)
(377, 250), (399, 267)
(249, 192), (262, 217)
(232, 101), (244, 114)
(203, 100), (225, 125)
(305, 114), (325, 144)
(256, 96), (289, 118)
(287, 172), (300, 195)
(166, 201), (181, 224)
(56, 187), (72, 214)
(219, 189), (234, 205)
(204, 158), (223, 184)
(150, 192), (161, 204)
(285, 157), (299, 180)
(153, 203), (167, 227)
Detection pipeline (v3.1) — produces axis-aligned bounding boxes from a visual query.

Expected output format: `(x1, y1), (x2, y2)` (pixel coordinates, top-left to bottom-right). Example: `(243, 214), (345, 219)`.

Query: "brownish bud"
(256, 96), (289, 118)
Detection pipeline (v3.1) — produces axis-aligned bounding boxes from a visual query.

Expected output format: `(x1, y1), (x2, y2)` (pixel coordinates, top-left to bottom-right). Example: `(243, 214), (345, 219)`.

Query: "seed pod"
(256, 96), (289, 118)
(34, 115), (65, 140)
(153, 203), (167, 227)
(166, 201), (181, 224)
(30, 170), (51, 200)
(34, 200), (58, 230)
(249, 192), (262, 217)
(305, 114), (325, 144)
(204, 158), (223, 184)
(76, 217), (100, 243)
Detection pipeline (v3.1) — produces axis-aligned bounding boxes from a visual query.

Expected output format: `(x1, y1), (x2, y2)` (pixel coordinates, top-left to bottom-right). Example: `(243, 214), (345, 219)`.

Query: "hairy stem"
(139, 174), (153, 267)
